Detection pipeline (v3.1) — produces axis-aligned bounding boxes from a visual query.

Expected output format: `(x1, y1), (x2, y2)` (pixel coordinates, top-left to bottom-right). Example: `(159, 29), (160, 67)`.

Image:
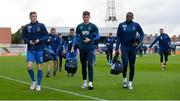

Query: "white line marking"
(0, 75), (106, 101)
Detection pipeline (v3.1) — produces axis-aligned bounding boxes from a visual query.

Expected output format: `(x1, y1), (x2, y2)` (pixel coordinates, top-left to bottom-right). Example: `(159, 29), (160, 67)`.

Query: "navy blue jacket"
(105, 37), (116, 50)
(149, 33), (171, 51)
(115, 21), (144, 51)
(22, 21), (49, 51)
(76, 22), (100, 51)
(59, 38), (65, 54)
(47, 34), (61, 55)
(64, 35), (77, 52)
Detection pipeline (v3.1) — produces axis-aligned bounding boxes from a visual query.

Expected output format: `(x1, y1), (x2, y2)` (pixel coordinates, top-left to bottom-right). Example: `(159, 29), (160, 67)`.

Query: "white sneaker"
(161, 65), (166, 71)
(88, 82), (93, 90)
(36, 85), (41, 91)
(81, 81), (88, 88)
(122, 78), (128, 88)
(122, 81), (128, 88)
(128, 82), (133, 90)
(30, 81), (36, 90)
(109, 63), (112, 66)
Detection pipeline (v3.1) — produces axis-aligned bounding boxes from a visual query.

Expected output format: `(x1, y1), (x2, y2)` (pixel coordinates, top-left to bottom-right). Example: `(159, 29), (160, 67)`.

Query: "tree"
(12, 26), (24, 44)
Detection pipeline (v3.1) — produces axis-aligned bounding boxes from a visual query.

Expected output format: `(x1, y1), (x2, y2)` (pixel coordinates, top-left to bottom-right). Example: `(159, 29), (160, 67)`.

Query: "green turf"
(0, 54), (180, 100)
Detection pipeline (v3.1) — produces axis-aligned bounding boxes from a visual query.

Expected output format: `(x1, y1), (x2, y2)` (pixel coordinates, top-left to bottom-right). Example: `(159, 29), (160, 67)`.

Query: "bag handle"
(112, 52), (122, 63)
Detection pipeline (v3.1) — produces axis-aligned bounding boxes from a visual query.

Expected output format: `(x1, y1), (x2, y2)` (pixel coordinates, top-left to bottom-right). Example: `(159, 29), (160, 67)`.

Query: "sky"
(0, 0), (179, 36)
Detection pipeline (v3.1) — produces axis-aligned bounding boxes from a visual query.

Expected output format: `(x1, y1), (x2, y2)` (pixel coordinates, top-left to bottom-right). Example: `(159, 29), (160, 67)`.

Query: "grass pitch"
(0, 54), (180, 100)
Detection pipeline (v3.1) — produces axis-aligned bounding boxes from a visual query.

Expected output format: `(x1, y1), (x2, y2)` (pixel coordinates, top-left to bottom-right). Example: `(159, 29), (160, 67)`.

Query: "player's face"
(30, 14), (37, 23)
(51, 30), (56, 35)
(126, 14), (133, 22)
(59, 35), (62, 39)
(83, 15), (90, 23)
(160, 29), (164, 34)
(70, 31), (74, 36)
(109, 34), (112, 37)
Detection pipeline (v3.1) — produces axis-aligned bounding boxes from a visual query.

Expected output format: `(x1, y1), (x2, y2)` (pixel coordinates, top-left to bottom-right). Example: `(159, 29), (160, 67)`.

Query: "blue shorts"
(27, 50), (43, 64)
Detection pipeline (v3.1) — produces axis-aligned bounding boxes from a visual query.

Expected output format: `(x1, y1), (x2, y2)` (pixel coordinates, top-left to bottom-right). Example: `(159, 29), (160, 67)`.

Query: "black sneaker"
(88, 86), (94, 90)
(53, 71), (57, 76)
(46, 72), (50, 78)
(53, 67), (58, 76)
(59, 68), (62, 71)
(46, 74), (50, 78)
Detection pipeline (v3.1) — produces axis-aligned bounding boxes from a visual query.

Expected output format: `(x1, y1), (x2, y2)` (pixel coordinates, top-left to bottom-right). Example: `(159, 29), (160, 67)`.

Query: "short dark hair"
(29, 11), (37, 17)
(58, 33), (62, 35)
(109, 33), (112, 35)
(70, 28), (74, 32)
(160, 28), (164, 30)
(126, 12), (134, 16)
(51, 28), (56, 31)
(83, 11), (90, 16)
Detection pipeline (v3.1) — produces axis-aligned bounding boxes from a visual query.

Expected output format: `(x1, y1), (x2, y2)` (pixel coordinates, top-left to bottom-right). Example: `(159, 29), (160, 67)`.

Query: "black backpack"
(65, 52), (78, 73)
(43, 45), (55, 62)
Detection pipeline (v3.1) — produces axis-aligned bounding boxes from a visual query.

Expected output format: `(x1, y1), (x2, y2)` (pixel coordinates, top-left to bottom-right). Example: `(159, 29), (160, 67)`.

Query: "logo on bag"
(68, 40), (72, 44)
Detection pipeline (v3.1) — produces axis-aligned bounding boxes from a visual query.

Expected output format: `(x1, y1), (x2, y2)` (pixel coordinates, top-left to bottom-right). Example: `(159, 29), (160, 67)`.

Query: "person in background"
(64, 28), (78, 76)
(149, 28), (171, 70)
(154, 45), (159, 54)
(46, 28), (61, 77)
(58, 33), (65, 71)
(171, 44), (176, 56)
(143, 45), (147, 56)
(105, 33), (116, 65)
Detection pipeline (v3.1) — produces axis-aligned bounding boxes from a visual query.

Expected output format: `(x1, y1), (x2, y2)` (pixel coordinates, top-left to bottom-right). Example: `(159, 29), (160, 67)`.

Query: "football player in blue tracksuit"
(105, 33), (116, 65)
(22, 12), (49, 91)
(137, 43), (143, 57)
(115, 12), (144, 90)
(143, 45), (147, 55)
(171, 44), (176, 56)
(46, 28), (61, 77)
(64, 28), (78, 76)
(149, 28), (171, 70)
(76, 11), (100, 90)
(154, 45), (159, 54)
(58, 33), (65, 71)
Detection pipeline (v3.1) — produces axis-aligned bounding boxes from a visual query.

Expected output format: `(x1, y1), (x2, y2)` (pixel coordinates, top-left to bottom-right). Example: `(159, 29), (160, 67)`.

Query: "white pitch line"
(0, 75), (106, 101)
